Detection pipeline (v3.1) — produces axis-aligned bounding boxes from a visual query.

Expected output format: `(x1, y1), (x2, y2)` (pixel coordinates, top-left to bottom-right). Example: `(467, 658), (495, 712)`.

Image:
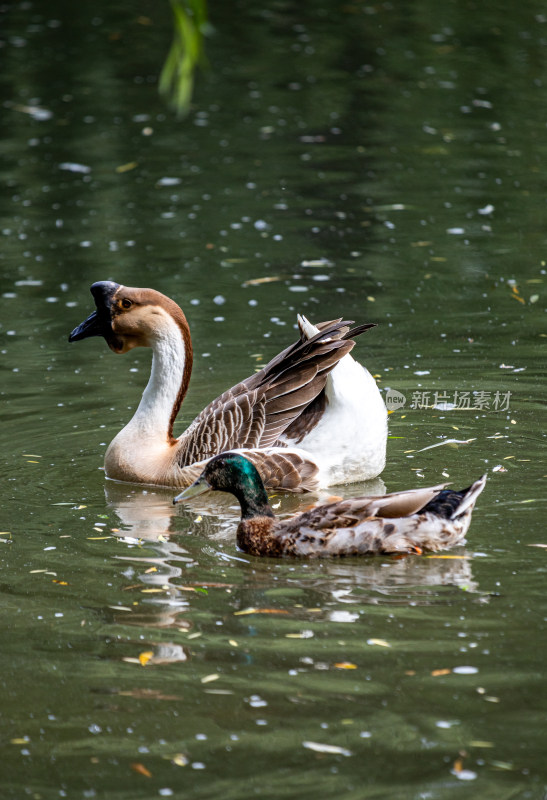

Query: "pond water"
(1, 1), (546, 798)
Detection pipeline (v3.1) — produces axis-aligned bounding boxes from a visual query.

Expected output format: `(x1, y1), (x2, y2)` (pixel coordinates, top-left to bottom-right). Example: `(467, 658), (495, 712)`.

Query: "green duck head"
(173, 453), (274, 519)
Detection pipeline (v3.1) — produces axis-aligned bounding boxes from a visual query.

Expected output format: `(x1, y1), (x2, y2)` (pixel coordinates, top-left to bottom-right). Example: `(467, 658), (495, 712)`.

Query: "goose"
(174, 453), (486, 558)
(69, 281), (387, 490)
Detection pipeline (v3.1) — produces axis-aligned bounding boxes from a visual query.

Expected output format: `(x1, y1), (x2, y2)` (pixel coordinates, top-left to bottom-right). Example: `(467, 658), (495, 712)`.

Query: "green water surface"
(1, 1), (546, 798)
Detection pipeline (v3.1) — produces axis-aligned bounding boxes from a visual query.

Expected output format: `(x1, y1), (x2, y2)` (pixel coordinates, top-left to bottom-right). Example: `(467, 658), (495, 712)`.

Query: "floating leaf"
(243, 276), (282, 286)
(286, 630), (314, 639)
(131, 762), (152, 777)
(334, 662), (357, 669)
(138, 651), (154, 667)
(302, 741), (352, 756)
(10, 737), (30, 744)
(489, 759), (514, 770)
(425, 555), (469, 560)
(201, 673), (219, 684)
(234, 608), (290, 616)
(116, 161), (138, 174)
(431, 668), (451, 677)
(415, 438), (475, 453)
(367, 638), (390, 647)
(170, 753), (189, 766)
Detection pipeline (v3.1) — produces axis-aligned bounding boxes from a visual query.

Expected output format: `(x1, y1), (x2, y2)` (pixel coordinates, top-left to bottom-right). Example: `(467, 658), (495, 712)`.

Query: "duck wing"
(175, 319), (372, 468)
(279, 484), (449, 534)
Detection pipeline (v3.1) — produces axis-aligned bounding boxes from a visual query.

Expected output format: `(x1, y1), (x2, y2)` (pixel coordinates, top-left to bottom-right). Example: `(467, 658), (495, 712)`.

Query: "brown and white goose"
(69, 281), (387, 491)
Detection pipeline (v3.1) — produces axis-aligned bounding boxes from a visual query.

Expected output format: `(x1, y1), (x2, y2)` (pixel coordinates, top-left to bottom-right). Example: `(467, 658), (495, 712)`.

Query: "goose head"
(69, 281), (191, 355)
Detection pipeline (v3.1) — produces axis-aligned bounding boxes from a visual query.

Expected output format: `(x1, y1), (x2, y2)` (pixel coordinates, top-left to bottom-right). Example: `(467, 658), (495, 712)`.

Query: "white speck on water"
(414, 370), (430, 376)
(453, 666), (478, 674)
(328, 610), (359, 623)
(80, 241), (92, 248)
(159, 790), (174, 797)
(43, 546), (56, 551)
(191, 762), (206, 770)
(451, 769), (478, 781)
(190, 299), (200, 305)
(156, 177), (181, 186)
(288, 286), (308, 292)
(88, 724), (102, 734)
(213, 316), (225, 322)
(248, 695), (268, 708)
(447, 227), (465, 234)
(213, 295), (225, 305)
(436, 720), (459, 728)
(478, 204), (494, 215)
(254, 219), (268, 230)
(45, 297), (59, 303)
(58, 162), (91, 174)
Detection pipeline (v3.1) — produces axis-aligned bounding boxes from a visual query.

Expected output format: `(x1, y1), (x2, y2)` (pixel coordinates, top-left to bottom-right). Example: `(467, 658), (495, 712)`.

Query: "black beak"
(68, 281), (120, 343)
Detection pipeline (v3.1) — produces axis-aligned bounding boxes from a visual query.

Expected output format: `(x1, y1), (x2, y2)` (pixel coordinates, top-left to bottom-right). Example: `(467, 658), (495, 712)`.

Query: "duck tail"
(451, 474), (487, 519)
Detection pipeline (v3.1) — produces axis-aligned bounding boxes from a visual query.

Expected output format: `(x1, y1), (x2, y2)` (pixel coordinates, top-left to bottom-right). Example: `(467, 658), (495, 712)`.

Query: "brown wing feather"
(176, 319), (374, 467)
(278, 485), (448, 534)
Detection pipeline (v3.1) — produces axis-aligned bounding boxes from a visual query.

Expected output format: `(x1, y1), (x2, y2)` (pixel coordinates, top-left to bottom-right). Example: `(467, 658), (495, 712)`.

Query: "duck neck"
(128, 315), (193, 443)
(234, 476), (275, 521)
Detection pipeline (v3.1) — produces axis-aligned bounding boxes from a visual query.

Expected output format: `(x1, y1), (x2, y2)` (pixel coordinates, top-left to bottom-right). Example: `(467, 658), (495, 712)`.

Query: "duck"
(174, 453), (486, 558)
(69, 281), (387, 491)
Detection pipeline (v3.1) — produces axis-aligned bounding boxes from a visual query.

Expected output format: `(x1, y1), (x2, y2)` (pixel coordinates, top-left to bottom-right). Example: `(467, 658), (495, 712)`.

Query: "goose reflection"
(104, 481), (194, 638)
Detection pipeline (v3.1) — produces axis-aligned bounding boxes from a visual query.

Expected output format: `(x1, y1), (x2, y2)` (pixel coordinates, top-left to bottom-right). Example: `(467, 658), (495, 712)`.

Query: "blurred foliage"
(159, 0), (212, 116)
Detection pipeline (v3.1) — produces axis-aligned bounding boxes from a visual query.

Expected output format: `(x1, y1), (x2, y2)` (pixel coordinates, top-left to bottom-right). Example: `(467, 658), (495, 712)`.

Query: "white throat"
(124, 315), (187, 441)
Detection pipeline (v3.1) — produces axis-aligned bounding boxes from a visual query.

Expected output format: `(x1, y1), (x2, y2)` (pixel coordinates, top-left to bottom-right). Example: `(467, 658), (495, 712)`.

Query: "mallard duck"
(174, 453), (486, 557)
(69, 281), (387, 490)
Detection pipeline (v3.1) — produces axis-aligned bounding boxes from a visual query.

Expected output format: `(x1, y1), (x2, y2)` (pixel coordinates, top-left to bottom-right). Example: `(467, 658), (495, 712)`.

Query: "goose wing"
(175, 319), (373, 468)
